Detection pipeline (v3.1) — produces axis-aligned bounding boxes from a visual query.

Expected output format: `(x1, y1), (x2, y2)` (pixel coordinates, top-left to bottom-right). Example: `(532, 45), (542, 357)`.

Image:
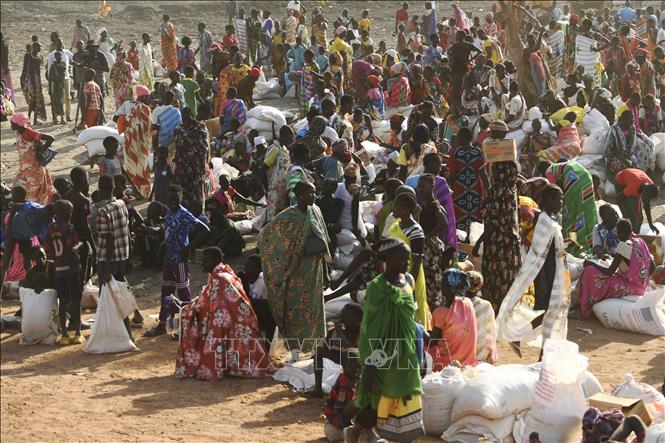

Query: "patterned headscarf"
(466, 271), (484, 296)
(390, 61), (408, 76)
(375, 237), (410, 256)
(309, 115), (328, 136)
(10, 112), (30, 128)
(442, 269), (470, 295)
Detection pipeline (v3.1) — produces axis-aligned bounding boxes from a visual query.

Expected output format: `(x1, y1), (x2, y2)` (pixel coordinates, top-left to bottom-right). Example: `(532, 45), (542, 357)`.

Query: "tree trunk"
(500, 0), (540, 107)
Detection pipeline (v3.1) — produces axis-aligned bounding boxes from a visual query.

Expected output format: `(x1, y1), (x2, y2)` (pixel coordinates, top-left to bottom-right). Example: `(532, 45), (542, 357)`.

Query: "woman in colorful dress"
(296, 49), (321, 116)
(260, 126), (294, 228)
(20, 42), (46, 125)
(396, 123), (437, 181)
(578, 218), (654, 318)
(173, 107), (209, 204)
(175, 246), (272, 381)
(177, 36), (197, 73)
(109, 51), (134, 108)
(447, 127), (488, 234)
(352, 237), (424, 443)
(286, 142), (313, 205)
(386, 62), (411, 109)
(122, 85), (153, 199)
(326, 51), (345, 96)
(160, 14), (178, 71)
(546, 161), (598, 254)
(538, 114), (582, 163)
(215, 54), (249, 116)
(473, 156), (521, 311)
(10, 113), (53, 204)
(259, 181), (329, 357)
(47, 51), (66, 124)
(520, 119), (555, 178)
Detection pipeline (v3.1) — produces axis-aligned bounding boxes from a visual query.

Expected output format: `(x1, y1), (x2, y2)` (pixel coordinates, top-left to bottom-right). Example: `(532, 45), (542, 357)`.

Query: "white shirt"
(657, 28), (665, 47)
(114, 100), (138, 117)
(47, 49), (73, 79)
(249, 273), (266, 300)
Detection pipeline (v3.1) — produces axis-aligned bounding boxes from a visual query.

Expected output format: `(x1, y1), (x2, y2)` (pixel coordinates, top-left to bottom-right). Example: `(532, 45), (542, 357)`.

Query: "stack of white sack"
(244, 105), (287, 142)
(291, 117), (339, 143)
(442, 363), (540, 442)
(422, 366), (467, 436)
(439, 358), (602, 442)
(76, 125), (124, 158)
(513, 340), (589, 443)
(612, 373), (665, 424)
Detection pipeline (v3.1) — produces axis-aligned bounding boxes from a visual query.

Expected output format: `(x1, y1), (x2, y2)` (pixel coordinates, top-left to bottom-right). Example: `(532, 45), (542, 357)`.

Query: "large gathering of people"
(1, 0), (665, 442)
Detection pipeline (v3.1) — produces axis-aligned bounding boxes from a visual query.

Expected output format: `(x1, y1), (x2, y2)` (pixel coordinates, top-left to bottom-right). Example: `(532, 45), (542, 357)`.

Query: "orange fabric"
(428, 297), (477, 371)
(116, 115), (126, 134)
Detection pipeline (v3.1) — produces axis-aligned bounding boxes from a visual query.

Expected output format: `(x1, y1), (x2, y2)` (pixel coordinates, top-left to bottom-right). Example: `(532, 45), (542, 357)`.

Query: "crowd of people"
(1, 1), (665, 442)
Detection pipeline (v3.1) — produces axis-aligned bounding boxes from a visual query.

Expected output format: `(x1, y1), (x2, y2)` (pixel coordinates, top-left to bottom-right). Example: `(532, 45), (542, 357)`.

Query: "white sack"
(325, 294), (353, 320)
(19, 288), (58, 345)
(106, 276), (138, 319)
(582, 108), (610, 135)
(506, 129), (526, 149)
(442, 414), (515, 443)
(451, 364), (540, 422)
(244, 117), (277, 133)
(422, 366), (466, 436)
(77, 125), (122, 145)
(516, 339), (588, 443)
(592, 289), (665, 336)
(612, 373), (665, 422)
(246, 105), (287, 128)
(646, 422), (665, 442)
(650, 133), (665, 170)
(272, 358), (342, 394)
(581, 128), (608, 155)
(85, 282), (138, 354)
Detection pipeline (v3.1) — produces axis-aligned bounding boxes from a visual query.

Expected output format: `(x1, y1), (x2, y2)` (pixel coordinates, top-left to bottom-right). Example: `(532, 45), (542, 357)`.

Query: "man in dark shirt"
(64, 166), (93, 287)
(448, 30), (481, 104)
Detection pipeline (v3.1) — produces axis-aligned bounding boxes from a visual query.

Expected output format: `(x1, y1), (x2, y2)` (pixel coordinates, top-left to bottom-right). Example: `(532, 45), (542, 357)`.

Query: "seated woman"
(428, 269), (478, 371)
(592, 204), (620, 258)
(175, 246), (273, 381)
(578, 218), (655, 318)
(206, 174), (265, 221)
(537, 111), (582, 163)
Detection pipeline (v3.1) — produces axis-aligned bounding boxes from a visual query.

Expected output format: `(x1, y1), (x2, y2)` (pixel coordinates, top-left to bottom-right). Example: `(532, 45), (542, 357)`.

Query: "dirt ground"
(1, 2), (664, 442)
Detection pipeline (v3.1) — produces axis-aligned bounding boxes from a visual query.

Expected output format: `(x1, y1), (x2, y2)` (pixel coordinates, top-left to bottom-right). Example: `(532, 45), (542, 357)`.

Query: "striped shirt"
(152, 105), (182, 147)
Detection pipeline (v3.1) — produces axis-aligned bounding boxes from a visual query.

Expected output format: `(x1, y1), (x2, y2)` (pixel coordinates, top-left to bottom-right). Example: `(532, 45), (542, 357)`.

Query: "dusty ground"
(1, 2), (664, 442)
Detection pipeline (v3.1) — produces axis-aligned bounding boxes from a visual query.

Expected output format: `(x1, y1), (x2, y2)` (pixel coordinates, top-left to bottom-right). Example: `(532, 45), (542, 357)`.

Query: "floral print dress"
(481, 161), (521, 310)
(175, 263), (272, 380)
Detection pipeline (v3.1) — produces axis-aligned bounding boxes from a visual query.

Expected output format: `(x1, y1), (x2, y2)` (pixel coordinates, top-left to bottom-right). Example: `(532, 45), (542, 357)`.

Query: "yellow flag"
(99, 0), (111, 18)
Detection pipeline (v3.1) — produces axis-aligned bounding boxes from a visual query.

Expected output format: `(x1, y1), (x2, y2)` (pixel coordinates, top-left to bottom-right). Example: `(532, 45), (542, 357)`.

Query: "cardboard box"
(588, 393), (652, 426)
(482, 138), (517, 163)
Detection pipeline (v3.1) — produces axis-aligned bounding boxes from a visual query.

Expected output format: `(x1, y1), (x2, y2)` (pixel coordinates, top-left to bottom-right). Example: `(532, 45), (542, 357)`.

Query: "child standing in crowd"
(98, 136), (123, 177)
(152, 146), (173, 204)
(44, 200), (84, 345)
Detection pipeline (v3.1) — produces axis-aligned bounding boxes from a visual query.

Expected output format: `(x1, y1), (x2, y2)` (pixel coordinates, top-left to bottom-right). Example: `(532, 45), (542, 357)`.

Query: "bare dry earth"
(1, 2), (664, 442)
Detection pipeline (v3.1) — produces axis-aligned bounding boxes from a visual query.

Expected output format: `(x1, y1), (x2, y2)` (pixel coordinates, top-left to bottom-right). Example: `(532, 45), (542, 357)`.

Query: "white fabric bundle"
(246, 105), (287, 129)
(581, 108), (610, 135)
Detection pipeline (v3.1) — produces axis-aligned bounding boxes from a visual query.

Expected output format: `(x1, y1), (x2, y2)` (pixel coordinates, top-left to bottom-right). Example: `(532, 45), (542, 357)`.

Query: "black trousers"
(55, 273), (82, 334)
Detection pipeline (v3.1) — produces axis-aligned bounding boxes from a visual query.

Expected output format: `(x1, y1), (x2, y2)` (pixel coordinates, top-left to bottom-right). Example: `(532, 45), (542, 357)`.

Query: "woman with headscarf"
(175, 246), (273, 381)
(9, 113), (54, 204)
(386, 62), (411, 109)
(604, 110), (655, 184)
(429, 269), (477, 371)
(330, 26), (352, 69)
(482, 12), (497, 36)
(396, 123), (437, 181)
(261, 125), (294, 228)
(537, 111), (583, 163)
(286, 142), (314, 206)
(546, 161), (598, 254)
(351, 57), (375, 98)
(173, 107), (209, 204)
(119, 85), (153, 199)
(109, 51), (134, 108)
(259, 181), (329, 359)
(365, 74), (385, 119)
(352, 237), (425, 443)
(388, 191), (431, 329)
(299, 115), (328, 160)
(20, 42), (46, 125)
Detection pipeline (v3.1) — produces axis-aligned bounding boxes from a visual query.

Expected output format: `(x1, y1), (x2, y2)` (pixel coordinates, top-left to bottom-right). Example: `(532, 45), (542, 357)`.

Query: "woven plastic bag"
(85, 281), (137, 354)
